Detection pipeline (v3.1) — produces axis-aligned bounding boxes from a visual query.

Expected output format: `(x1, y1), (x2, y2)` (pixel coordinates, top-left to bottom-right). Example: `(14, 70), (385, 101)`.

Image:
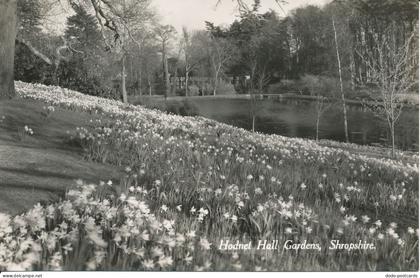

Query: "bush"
(215, 80), (236, 95)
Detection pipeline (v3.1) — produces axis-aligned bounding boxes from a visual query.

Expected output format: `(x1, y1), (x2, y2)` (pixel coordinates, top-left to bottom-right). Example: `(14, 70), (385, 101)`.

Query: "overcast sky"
(45, 0), (331, 34)
(153, 0), (331, 32)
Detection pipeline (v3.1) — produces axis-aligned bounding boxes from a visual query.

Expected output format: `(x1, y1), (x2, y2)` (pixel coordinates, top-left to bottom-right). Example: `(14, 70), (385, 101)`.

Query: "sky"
(152, 0), (331, 32)
(45, 0), (331, 34)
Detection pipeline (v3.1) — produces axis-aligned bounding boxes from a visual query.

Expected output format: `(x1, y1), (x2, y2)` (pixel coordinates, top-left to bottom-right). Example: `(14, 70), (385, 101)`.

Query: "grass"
(0, 98), (122, 215)
(0, 82), (418, 271)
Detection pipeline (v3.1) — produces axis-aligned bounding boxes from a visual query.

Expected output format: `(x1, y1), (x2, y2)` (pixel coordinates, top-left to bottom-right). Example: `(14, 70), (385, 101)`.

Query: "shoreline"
(130, 93), (419, 108)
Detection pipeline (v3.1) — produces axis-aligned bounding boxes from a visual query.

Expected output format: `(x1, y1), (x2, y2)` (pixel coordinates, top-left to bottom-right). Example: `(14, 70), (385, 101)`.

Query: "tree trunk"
(391, 121), (395, 158)
(316, 114), (320, 141)
(185, 70), (189, 97)
(172, 65), (177, 96)
(164, 57), (170, 97)
(0, 0), (18, 99)
(52, 61), (60, 86)
(162, 43), (170, 97)
(148, 77), (152, 96)
(213, 70), (219, 96)
(349, 50), (356, 91)
(138, 69), (142, 96)
(332, 17), (350, 143)
(121, 54), (128, 103)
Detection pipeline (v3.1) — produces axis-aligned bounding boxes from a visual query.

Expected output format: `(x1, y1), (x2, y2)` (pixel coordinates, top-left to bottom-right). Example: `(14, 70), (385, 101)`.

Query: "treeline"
(206, 0), (418, 96)
(14, 0), (418, 100)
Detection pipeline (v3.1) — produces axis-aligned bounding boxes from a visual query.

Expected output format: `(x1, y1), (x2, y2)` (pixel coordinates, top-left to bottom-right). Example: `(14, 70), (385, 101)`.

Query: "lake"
(180, 98), (419, 151)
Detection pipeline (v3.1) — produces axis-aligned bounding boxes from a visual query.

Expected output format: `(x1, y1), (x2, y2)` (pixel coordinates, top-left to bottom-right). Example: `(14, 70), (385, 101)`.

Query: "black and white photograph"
(0, 0), (418, 275)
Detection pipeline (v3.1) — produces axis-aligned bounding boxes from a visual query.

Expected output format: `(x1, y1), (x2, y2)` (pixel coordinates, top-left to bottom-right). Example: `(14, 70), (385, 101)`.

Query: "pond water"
(184, 98), (419, 151)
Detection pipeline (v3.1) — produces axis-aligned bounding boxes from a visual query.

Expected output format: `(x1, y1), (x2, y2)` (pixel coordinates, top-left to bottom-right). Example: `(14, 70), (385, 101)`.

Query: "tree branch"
(16, 37), (53, 65)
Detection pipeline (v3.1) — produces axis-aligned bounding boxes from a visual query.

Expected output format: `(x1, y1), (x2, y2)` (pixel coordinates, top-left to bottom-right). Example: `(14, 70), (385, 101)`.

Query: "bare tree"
(209, 37), (235, 96)
(356, 25), (417, 157)
(182, 27), (192, 96)
(302, 74), (336, 141)
(155, 24), (176, 98)
(89, 0), (154, 103)
(332, 16), (350, 143)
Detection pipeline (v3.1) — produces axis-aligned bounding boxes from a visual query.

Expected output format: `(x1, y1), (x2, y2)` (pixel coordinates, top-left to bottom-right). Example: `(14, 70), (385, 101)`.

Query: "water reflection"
(187, 98), (419, 151)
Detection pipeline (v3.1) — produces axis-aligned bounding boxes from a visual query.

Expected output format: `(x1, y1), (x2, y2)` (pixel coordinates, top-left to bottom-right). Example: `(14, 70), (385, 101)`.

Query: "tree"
(357, 25), (417, 157)
(206, 33), (236, 96)
(220, 5), (286, 131)
(155, 24), (176, 97)
(332, 16), (350, 143)
(96, 0), (155, 103)
(302, 74), (336, 141)
(141, 42), (161, 96)
(0, 0), (18, 99)
(0, 0), (285, 99)
(14, 0), (49, 84)
(59, 3), (112, 96)
(182, 27), (192, 96)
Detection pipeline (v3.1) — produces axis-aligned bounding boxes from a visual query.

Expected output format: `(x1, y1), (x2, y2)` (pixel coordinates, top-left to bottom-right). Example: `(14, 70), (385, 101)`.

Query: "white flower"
(119, 193), (127, 202)
(84, 217), (107, 248)
(157, 256), (173, 268)
(230, 215), (238, 223)
(361, 215), (370, 223)
(152, 247), (164, 257)
(190, 206), (196, 214)
(143, 259), (154, 269)
(200, 238), (212, 250)
(186, 230), (196, 238)
(0, 212), (12, 236)
(387, 228), (395, 235)
(408, 227), (415, 234)
(184, 254), (193, 264)
(285, 227), (293, 234)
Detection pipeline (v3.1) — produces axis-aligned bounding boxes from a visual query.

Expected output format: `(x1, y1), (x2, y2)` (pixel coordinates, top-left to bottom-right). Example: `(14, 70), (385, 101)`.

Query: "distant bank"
(130, 93), (419, 107)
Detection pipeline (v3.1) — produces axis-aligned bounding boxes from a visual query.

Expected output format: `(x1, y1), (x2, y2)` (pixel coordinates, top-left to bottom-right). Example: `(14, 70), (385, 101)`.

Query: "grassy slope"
(0, 97), (416, 216)
(0, 86), (417, 271)
(0, 98), (122, 215)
